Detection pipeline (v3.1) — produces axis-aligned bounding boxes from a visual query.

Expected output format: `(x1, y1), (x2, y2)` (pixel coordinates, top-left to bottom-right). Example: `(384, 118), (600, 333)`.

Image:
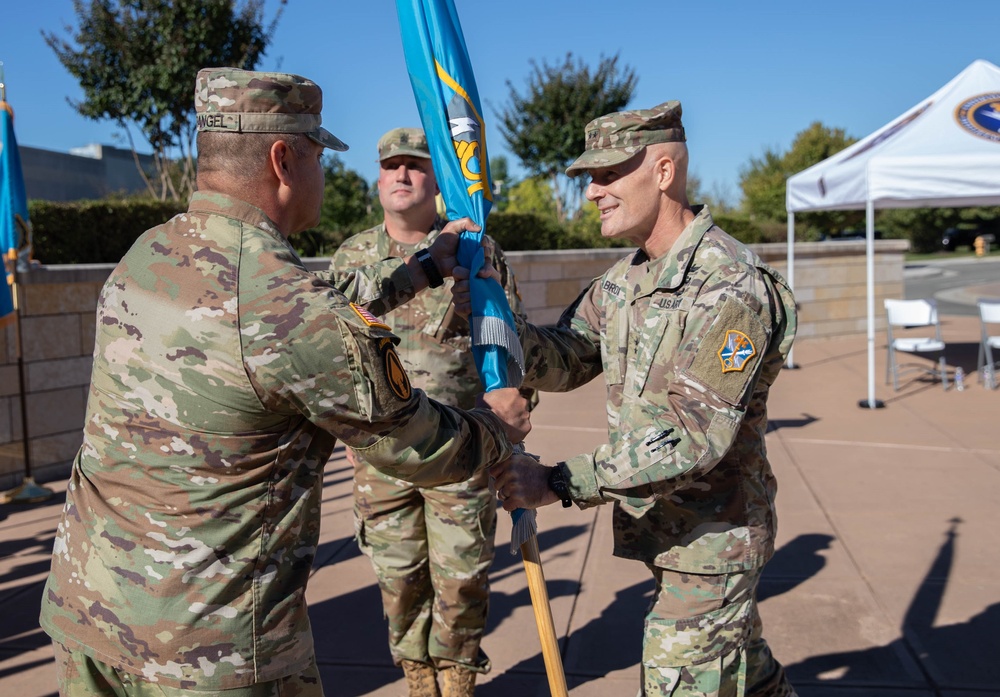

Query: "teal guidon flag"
(0, 99), (30, 328)
(396, 0), (533, 546)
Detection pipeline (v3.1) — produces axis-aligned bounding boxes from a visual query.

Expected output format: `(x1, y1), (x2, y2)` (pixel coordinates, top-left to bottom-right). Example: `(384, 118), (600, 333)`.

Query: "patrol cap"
(377, 127), (431, 161)
(565, 100), (685, 176)
(194, 67), (348, 152)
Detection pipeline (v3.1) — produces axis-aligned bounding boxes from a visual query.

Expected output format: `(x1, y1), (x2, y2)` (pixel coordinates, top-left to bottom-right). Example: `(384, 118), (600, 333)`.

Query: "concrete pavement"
(1, 314), (998, 696)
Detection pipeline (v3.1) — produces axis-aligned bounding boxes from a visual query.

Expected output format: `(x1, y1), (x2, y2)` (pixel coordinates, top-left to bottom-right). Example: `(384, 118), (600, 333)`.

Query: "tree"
(489, 155), (512, 211)
(879, 206), (1000, 254)
(496, 53), (636, 223)
(505, 176), (558, 220)
(295, 155), (380, 258)
(44, 0), (284, 201)
(738, 122), (859, 237)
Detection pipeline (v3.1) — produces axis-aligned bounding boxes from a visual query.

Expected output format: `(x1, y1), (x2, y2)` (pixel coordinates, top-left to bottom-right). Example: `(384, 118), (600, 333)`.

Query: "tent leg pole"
(858, 198), (884, 409)
(785, 211), (798, 369)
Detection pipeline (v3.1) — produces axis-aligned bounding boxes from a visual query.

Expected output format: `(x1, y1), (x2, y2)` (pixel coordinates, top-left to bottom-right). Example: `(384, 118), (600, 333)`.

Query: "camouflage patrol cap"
(565, 101), (685, 176)
(194, 67), (348, 151)
(377, 127), (431, 161)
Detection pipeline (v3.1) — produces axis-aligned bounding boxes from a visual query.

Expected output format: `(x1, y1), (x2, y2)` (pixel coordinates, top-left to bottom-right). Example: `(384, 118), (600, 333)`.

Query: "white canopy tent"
(785, 59), (1000, 407)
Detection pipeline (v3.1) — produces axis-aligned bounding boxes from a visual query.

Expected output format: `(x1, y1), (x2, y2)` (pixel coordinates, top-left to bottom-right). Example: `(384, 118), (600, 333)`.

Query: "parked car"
(819, 229), (883, 241)
(941, 226), (983, 251)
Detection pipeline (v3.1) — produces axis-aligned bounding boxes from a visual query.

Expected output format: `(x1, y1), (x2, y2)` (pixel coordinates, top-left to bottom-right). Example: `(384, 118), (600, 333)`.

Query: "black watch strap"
(414, 248), (444, 288)
(548, 464), (573, 508)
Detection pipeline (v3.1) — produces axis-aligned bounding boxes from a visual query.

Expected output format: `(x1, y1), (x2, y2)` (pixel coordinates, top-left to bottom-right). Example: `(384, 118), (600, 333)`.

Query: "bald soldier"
(329, 127), (531, 697)
(485, 102), (798, 696)
(38, 68), (529, 697)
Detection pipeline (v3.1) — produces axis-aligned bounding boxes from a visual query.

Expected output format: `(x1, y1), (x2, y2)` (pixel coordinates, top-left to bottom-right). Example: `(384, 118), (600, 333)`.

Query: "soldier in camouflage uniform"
(487, 102), (799, 696)
(328, 128), (529, 697)
(38, 68), (531, 697)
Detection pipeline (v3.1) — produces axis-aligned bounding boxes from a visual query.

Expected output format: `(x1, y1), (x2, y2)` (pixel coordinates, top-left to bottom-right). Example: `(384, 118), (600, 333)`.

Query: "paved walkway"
(1, 314), (997, 696)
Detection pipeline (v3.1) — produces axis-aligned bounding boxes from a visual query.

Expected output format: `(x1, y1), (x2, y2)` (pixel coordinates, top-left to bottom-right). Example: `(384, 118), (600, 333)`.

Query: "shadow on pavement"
(786, 518), (999, 692)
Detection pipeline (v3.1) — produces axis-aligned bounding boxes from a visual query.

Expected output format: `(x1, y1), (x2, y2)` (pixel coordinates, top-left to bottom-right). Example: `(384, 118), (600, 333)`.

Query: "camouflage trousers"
(640, 566), (796, 697)
(52, 642), (324, 696)
(351, 449), (496, 673)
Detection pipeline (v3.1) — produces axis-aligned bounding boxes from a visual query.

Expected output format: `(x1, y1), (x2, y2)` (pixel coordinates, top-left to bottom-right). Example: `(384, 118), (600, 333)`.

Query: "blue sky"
(1, 0), (997, 204)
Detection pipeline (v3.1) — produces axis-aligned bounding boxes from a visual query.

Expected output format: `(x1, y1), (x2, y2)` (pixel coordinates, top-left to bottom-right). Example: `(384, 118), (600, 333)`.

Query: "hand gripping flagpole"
(395, 3), (567, 694)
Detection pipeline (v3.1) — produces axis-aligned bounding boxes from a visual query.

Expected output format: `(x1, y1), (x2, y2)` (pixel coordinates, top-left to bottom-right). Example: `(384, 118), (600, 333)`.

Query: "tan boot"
(439, 666), (476, 697)
(401, 660), (440, 697)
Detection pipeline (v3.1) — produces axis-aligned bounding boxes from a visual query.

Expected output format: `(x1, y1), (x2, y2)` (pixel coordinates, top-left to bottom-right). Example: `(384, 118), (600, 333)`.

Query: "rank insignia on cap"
(351, 303), (390, 330)
(379, 338), (412, 401)
(718, 330), (756, 373)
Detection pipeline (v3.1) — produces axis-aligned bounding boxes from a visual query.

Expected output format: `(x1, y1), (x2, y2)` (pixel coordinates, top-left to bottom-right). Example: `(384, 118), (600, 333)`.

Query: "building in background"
(21, 143), (154, 201)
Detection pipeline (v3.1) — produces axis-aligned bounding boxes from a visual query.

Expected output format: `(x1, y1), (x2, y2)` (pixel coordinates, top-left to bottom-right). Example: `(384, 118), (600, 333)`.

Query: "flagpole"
(0, 271), (52, 504)
(520, 536), (569, 696)
(0, 65), (52, 504)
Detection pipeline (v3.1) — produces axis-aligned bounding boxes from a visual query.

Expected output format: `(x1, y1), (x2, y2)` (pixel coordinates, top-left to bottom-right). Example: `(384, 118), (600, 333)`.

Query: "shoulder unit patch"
(718, 329), (756, 373)
(379, 338), (412, 401)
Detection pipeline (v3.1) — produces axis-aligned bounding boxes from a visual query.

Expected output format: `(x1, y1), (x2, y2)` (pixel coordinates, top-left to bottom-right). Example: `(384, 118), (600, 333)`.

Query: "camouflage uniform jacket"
(518, 206), (796, 574)
(329, 220), (526, 409)
(39, 192), (513, 689)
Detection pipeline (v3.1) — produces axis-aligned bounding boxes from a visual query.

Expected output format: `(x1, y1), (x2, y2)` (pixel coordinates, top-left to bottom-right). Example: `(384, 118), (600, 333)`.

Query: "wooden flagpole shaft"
(520, 534), (568, 697)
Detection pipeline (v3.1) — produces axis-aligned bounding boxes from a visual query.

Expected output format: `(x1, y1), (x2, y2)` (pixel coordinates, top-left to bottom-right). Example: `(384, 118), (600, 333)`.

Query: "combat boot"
(439, 666), (476, 697)
(401, 660), (440, 697)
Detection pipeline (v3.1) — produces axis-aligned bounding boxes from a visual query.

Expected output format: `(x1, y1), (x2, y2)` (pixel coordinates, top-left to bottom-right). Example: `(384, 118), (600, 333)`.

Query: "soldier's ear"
(654, 154), (675, 193)
(269, 140), (294, 185)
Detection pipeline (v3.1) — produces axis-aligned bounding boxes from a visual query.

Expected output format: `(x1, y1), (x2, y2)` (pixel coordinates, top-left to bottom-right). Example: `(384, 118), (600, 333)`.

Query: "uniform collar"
(187, 191), (286, 241)
(377, 216), (446, 257)
(632, 205), (715, 295)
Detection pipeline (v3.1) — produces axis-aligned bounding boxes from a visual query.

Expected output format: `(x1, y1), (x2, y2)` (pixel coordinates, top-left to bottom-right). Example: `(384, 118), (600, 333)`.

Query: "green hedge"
(30, 200), (738, 265)
(486, 211), (631, 251)
(29, 199), (186, 265)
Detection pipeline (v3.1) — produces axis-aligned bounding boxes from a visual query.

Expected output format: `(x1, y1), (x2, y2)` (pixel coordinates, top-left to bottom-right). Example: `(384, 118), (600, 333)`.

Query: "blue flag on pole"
(396, 0), (534, 548)
(0, 101), (29, 329)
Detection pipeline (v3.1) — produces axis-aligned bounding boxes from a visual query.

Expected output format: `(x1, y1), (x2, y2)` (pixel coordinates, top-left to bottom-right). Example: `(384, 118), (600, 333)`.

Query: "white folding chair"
(977, 299), (1000, 389)
(884, 299), (948, 391)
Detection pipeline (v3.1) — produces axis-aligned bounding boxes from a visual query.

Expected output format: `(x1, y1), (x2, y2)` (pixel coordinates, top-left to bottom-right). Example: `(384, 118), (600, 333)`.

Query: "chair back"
(884, 298), (938, 327)
(979, 299), (1000, 325)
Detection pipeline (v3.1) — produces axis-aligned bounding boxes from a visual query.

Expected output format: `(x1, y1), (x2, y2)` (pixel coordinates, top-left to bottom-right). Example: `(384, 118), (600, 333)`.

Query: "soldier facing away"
(328, 127), (531, 697)
(484, 101), (799, 696)
(38, 68), (530, 697)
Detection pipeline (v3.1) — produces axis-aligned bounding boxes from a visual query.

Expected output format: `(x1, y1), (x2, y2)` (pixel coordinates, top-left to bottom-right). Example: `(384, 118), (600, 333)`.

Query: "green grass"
(905, 248), (1000, 262)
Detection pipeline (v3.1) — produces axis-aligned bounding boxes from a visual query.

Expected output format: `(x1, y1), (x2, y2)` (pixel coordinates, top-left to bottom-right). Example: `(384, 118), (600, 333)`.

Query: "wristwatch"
(414, 248), (444, 288)
(547, 464), (573, 508)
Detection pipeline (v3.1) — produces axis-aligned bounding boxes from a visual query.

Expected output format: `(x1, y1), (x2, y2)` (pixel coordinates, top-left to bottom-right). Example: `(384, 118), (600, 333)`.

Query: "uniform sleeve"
(242, 262), (513, 486)
(563, 270), (779, 510)
(319, 255), (417, 317)
(516, 278), (605, 393)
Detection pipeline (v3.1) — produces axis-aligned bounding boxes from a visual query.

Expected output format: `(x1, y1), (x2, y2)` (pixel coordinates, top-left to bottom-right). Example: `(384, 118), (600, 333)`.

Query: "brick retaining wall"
(0, 241), (906, 487)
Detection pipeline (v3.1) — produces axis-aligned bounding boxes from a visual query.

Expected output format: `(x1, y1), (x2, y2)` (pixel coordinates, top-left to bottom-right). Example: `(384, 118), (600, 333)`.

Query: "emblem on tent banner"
(718, 330), (756, 373)
(955, 92), (1000, 143)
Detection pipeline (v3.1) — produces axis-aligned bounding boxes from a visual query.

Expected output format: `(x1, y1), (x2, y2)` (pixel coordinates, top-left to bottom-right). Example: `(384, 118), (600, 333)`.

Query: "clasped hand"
(488, 453), (560, 511)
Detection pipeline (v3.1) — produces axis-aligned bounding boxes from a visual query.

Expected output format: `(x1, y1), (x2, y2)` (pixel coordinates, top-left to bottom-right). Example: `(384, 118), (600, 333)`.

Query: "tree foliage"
(739, 122), (860, 237)
(44, 0), (283, 201)
(505, 176), (558, 220)
(295, 155), (380, 258)
(879, 206), (1000, 253)
(495, 53), (636, 223)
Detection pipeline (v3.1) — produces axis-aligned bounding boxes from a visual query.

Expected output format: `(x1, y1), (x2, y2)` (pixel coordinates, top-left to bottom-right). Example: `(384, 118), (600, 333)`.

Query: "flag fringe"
(510, 507), (537, 554)
(472, 316), (525, 383)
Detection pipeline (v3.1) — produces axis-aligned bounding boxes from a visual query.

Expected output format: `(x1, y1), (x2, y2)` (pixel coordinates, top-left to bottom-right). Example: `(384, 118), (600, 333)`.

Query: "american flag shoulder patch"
(350, 303), (390, 331)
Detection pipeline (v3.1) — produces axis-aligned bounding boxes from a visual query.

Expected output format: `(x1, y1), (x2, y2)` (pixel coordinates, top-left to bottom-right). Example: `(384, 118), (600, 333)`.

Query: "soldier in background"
(329, 128), (531, 697)
(38, 68), (530, 697)
(484, 102), (799, 696)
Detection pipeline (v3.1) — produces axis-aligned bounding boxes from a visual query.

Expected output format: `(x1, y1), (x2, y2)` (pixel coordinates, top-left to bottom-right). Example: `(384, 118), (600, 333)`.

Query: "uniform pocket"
(643, 594), (752, 667)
